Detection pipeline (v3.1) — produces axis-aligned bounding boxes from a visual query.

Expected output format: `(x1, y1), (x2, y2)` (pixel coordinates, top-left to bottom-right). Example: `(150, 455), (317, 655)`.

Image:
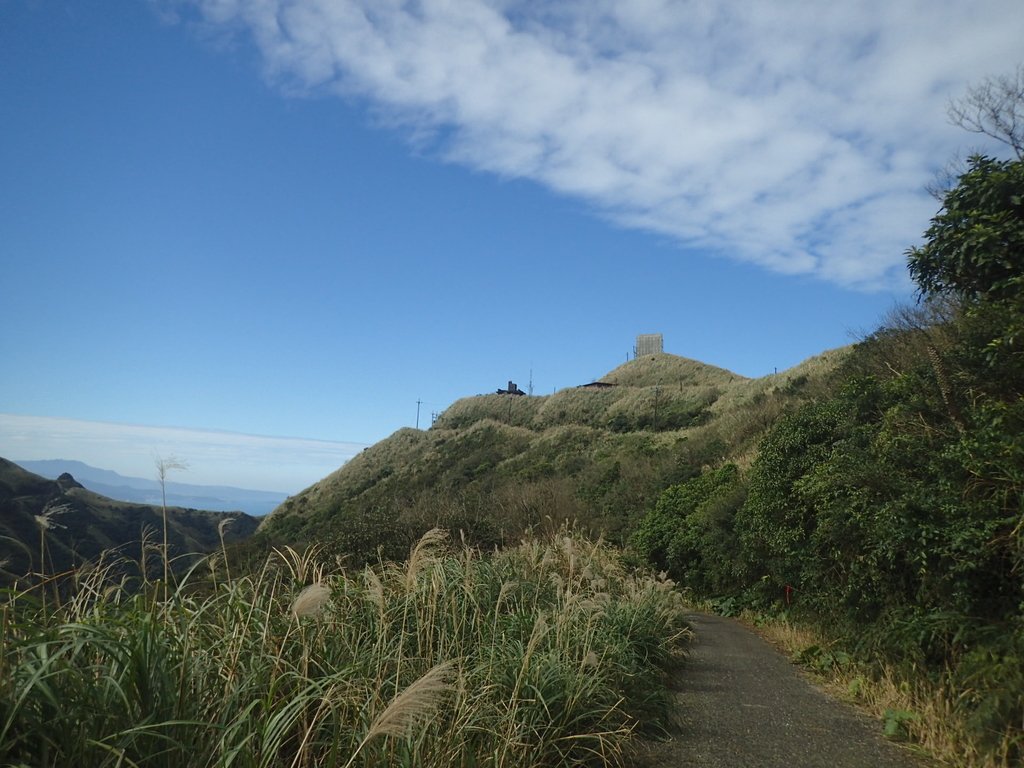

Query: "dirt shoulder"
(629, 612), (931, 768)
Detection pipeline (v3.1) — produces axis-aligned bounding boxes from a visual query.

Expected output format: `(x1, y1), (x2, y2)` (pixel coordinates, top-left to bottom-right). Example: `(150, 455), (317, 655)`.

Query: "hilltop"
(260, 350), (849, 560)
(0, 458), (259, 583)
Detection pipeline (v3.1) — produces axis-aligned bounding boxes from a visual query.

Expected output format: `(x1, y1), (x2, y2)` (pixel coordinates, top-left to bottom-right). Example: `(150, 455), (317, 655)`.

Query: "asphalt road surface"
(631, 612), (929, 768)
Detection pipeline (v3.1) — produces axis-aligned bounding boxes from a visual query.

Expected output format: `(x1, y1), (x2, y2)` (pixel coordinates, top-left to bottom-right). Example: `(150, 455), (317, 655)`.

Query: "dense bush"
(630, 464), (745, 595)
(630, 152), (1024, 762)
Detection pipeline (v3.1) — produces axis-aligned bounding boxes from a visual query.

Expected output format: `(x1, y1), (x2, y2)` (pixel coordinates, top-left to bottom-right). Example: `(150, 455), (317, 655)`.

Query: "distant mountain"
(0, 458), (259, 583)
(17, 459), (287, 516)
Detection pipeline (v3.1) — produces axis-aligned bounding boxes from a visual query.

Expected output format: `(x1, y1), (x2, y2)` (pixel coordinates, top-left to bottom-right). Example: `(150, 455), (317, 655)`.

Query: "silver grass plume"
(342, 661), (457, 768)
(365, 661), (456, 741)
(291, 582), (331, 618)
(406, 527), (449, 587)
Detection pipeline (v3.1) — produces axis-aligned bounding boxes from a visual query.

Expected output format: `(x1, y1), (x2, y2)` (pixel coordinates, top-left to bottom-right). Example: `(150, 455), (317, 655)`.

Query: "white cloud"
(0, 413), (366, 493)
(177, 0), (1024, 289)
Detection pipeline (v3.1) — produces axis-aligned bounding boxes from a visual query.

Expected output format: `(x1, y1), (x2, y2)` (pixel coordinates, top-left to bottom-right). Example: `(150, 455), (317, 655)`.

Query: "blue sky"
(1, 1), (1021, 492)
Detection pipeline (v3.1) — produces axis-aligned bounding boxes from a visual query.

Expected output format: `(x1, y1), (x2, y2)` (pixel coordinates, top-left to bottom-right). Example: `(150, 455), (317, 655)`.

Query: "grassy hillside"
(0, 458), (259, 584)
(261, 351), (848, 560)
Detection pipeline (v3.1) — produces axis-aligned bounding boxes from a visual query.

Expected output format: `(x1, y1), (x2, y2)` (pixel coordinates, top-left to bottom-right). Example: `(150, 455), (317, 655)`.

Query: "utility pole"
(416, 399), (422, 429)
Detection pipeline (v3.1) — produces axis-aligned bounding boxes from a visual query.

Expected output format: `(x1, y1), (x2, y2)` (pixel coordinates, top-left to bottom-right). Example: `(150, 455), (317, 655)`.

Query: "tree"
(947, 64), (1024, 160)
(907, 154), (1024, 302)
(631, 463), (743, 594)
(928, 66), (1023, 199)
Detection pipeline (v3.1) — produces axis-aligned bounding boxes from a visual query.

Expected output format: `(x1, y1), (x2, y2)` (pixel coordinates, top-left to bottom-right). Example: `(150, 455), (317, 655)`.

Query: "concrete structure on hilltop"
(635, 333), (663, 357)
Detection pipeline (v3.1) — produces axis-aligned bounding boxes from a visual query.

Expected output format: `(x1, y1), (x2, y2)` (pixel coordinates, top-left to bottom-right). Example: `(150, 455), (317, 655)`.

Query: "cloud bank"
(0, 413), (365, 493)
(176, 1), (1023, 288)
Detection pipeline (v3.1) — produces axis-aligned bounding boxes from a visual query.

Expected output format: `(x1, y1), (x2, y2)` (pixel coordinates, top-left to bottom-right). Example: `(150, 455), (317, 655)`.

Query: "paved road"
(632, 612), (928, 768)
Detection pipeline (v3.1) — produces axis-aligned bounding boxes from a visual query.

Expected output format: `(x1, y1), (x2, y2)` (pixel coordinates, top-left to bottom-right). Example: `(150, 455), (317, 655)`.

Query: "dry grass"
(709, 346), (851, 414)
(432, 353), (745, 436)
(276, 428), (433, 520)
(436, 393), (547, 429)
(0, 528), (691, 768)
(290, 582), (331, 618)
(745, 612), (1015, 767)
(600, 353), (744, 389)
(261, 349), (850, 548)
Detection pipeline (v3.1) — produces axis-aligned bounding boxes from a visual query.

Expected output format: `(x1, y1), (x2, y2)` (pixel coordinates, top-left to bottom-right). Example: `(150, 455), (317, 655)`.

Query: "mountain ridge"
(0, 458), (259, 583)
(17, 459), (288, 516)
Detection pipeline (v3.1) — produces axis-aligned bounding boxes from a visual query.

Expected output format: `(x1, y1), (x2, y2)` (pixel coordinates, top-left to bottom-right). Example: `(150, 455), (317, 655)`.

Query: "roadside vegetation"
(632, 143), (1024, 764)
(0, 528), (689, 768)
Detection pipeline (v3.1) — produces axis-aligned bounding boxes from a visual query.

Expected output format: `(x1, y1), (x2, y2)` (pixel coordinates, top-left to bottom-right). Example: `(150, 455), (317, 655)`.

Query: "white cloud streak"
(0, 413), (365, 492)
(177, 0), (1023, 288)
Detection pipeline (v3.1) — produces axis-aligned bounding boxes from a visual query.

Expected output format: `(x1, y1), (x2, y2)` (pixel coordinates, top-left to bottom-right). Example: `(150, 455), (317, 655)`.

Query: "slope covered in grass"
(0, 458), (258, 585)
(261, 351), (847, 561)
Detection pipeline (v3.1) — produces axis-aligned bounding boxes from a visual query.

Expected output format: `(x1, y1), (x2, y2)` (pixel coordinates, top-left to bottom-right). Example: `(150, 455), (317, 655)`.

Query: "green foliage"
(882, 708), (920, 741)
(734, 399), (851, 598)
(630, 464), (745, 594)
(908, 154), (1024, 378)
(794, 644), (853, 674)
(955, 627), (1024, 758)
(907, 155), (1024, 302)
(627, 149), (1024, 760)
(720, 187), (1023, 758)
(326, 504), (414, 566)
(737, 355), (1022, 632)
(0, 530), (690, 768)
(686, 319), (1021, 761)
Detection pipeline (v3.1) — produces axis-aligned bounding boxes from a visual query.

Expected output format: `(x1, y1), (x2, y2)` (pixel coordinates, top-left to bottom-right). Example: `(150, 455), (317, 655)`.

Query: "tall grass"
(0, 529), (689, 767)
(746, 612), (1020, 767)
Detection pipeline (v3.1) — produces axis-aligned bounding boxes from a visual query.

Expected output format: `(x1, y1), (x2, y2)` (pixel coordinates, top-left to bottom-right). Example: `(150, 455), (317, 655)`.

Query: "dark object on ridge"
(497, 381), (526, 396)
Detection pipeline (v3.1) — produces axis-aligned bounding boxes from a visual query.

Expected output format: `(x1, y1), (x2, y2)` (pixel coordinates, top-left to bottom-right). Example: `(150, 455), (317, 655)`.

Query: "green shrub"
(630, 464), (745, 594)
